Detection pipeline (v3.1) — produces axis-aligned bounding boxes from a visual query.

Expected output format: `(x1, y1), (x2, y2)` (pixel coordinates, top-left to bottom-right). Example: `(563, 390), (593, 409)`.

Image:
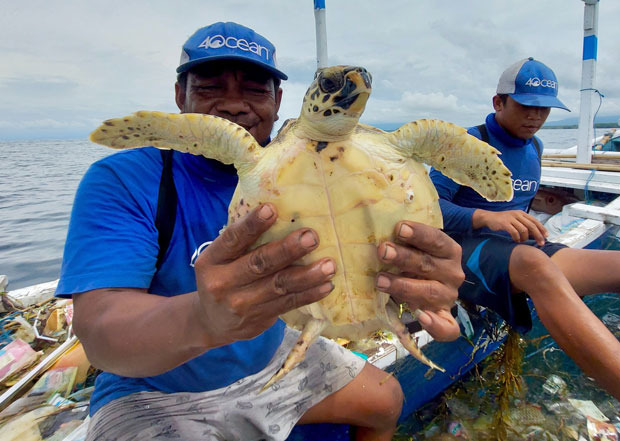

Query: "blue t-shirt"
(56, 147), (285, 415)
(429, 113), (542, 234)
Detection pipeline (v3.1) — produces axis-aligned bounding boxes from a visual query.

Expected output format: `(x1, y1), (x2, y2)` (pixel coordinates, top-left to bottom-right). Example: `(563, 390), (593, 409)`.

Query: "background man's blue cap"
(496, 57), (569, 111)
(177, 22), (288, 80)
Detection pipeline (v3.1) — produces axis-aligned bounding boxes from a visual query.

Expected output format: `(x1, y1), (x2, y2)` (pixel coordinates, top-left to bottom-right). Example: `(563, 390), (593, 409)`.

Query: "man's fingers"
(195, 257), (335, 342)
(418, 310), (460, 342)
(525, 214), (549, 245)
(196, 205), (321, 286)
(200, 204), (278, 265)
(526, 223), (546, 245)
(511, 220), (530, 242)
(232, 258), (336, 310)
(226, 228), (320, 286)
(377, 274), (457, 311)
(256, 278), (335, 317)
(392, 221), (460, 260)
(377, 240), (464, 289)
(514, 214), (547, 245)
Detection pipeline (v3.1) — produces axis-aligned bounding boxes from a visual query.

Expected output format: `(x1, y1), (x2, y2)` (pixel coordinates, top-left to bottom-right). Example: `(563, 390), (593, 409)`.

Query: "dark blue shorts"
(449, 232), (567, 333)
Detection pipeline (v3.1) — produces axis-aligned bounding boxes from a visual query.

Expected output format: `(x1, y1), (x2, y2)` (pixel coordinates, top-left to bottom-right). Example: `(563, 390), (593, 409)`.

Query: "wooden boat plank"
(566, 203), (620, 226)
(541, 167), (620, 194)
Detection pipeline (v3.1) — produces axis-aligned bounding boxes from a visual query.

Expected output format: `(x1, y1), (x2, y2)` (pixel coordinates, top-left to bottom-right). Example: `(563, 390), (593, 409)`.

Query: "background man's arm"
(429, 167), (476, 233)
(472, 209), (547, 245)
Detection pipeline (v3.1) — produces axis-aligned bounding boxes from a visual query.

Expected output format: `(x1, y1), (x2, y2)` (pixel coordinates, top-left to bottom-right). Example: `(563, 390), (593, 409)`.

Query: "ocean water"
(0, 139), (111, 290)
(0, 128), (581, 291)
(396, 293), (620, 440)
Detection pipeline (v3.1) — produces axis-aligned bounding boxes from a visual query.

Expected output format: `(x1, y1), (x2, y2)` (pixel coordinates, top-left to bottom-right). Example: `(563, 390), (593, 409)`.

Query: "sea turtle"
(90, 65), (513, 389)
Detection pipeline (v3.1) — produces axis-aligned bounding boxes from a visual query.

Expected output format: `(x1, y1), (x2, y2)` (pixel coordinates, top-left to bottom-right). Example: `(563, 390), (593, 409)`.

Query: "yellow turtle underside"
(228, 124), (442, 340)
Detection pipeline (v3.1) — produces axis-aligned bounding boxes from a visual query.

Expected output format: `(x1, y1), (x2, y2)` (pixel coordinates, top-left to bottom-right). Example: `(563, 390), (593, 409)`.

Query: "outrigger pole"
(314, 0), (328, 68)
(577, 0), (600, 164)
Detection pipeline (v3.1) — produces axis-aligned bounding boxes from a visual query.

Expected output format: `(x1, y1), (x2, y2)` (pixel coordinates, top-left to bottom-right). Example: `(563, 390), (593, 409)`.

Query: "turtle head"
(298, 65), (372, 140)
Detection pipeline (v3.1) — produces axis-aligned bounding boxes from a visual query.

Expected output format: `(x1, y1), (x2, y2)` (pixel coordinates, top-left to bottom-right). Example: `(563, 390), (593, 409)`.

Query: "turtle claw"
(261, 319), (326, 393)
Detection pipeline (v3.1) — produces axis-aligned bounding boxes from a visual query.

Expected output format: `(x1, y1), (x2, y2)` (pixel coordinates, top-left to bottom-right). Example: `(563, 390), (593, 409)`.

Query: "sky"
(1, 0), (619, 140)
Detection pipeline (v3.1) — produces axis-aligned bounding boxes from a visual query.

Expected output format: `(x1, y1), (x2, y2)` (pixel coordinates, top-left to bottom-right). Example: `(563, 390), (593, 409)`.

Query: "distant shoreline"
(543, 123), (619, 130)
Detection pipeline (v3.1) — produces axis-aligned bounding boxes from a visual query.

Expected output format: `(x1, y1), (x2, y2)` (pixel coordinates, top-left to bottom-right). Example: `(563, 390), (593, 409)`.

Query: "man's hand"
(193, 203), (335, 348)
(376, 222), (464, 342)
(473, 209), (548, 245)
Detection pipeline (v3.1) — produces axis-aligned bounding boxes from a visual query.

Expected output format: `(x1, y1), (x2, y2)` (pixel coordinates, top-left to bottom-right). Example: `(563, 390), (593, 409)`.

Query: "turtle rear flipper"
(261, 319), (326, 392)
(90, 111), (261, 173)
(387, 119), (514, 202)
(383, 300), (444, 373)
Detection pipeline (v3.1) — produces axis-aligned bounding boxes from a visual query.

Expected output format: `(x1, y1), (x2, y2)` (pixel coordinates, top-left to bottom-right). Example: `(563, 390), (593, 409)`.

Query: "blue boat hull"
(286, 312), (504, 440)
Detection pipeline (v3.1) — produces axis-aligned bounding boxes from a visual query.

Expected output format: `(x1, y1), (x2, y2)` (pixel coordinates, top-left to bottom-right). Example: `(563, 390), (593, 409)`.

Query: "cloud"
(1, 0), (619, 139)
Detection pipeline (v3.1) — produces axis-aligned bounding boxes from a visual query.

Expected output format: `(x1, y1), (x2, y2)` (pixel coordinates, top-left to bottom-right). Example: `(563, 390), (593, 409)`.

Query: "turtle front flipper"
(90, 111), (261, 172)
(383, 300), (444, 372)
(387, 119), (513, 202)
(261, 319), (327, 392)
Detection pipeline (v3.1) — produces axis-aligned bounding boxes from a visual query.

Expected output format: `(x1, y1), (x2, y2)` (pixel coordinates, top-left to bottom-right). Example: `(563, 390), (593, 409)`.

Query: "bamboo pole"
(541, 160), (620, 172)
(543, 152), (620, 160)
(0, 333), (78, 411)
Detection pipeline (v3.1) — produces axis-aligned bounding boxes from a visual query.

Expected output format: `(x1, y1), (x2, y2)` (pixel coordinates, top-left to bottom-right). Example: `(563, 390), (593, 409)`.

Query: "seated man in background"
(430, 57), (620, 400)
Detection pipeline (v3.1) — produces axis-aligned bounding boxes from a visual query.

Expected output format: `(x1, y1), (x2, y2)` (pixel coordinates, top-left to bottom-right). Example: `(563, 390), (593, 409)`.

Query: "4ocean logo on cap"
(524, 77), (557, 90)
(198, 34), (271, 60)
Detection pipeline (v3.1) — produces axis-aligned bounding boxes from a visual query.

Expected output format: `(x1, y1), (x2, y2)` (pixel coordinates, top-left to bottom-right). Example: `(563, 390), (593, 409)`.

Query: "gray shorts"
(85, 327), (366, 441)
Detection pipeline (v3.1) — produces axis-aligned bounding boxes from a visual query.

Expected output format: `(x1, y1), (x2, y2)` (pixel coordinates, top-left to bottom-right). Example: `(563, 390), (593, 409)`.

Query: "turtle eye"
(319, 73), (344, 93)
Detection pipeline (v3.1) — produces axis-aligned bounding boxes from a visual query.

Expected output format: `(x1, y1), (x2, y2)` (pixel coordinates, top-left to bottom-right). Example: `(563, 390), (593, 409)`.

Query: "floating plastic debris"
(569, 399), (610, 422)
(542, 374), (568, 396)
(586, 416), (618, 441)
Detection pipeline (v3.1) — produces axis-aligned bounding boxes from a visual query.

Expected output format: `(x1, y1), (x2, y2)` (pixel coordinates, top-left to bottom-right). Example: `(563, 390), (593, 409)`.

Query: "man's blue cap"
(177, 22), (288, 80)
(496, 57), (569, 111)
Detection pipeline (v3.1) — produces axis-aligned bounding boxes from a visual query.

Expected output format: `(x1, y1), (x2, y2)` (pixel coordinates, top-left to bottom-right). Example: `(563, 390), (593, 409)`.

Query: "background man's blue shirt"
(56, 147), (285, 416)
(430, 113), (542, 233)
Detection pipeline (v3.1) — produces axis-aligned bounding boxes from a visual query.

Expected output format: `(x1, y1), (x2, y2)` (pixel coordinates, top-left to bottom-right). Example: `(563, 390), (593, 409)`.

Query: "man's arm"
(73, 204), (335, 377)
(470, 132), (548, 244)
(73, 288), (207, 377)
(429, 168), (476, 233)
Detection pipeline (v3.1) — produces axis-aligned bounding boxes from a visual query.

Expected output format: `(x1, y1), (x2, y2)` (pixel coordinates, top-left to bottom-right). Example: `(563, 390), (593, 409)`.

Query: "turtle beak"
(343, 67), (372, 89)
(339, 68), (371, 113)
(360, 69), (372, 89)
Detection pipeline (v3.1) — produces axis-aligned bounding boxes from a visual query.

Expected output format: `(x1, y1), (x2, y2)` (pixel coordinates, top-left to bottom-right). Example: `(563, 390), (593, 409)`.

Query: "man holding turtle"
(57, 22), (464, 440)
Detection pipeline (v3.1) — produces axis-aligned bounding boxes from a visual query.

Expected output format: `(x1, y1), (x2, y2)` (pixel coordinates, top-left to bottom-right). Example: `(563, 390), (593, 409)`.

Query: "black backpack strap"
(527, 137), (543, 213)
(532, 137), (542, 161)
(476, 124), (490, 144)
(477, 123), (541, 160)
(155, 149), (177, 270)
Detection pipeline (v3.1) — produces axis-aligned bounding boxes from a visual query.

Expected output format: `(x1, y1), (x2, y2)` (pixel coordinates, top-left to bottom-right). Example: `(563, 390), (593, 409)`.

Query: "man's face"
(175, 61), (282, 145)
(493, 95), (551, 140)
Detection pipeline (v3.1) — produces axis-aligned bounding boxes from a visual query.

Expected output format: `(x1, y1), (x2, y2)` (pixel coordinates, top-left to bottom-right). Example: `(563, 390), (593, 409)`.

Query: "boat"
(1, 1), (619, 440)
(535, 0), (620, 248)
